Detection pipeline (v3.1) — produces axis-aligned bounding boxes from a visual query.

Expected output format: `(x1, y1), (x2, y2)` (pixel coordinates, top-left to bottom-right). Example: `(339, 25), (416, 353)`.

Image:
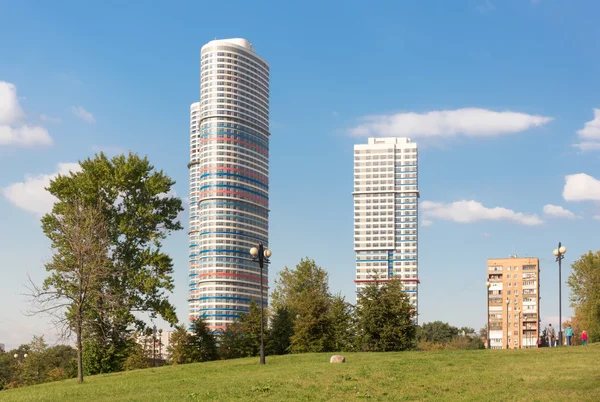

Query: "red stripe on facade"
(198, 137), (268, 156)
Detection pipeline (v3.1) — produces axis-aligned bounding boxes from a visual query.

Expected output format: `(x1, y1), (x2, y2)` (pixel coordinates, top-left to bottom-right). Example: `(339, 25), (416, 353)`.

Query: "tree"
(418, 321), (459, 343)
(266, 306), (294, 356)
(123, 343), (150, 371)
(478, 326), (488, 341)
(568, 251), (600, 342)
(189, 317), (218, 362)
(168, 325), (197, 364)
(327, 294), (355, 352)
(218, 322), (246, 360)
(271, 258), (332, 353)
(28, 199), (110, 383)
(41, 153), (183, 373)
(355, 279), (416, 351)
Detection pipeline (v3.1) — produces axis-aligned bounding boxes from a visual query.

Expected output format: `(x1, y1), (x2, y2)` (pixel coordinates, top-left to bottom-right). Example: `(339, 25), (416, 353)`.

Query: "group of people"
(541, 323), (588, 347)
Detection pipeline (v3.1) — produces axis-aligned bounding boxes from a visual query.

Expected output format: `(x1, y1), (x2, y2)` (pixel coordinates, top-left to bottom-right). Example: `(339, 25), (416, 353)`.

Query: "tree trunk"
(77, 326), (84, 384)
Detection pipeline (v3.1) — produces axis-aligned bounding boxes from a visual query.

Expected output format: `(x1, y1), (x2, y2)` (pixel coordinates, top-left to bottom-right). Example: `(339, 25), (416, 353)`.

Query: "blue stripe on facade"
(197, 201), (268, 215)
(200, 172), (268, 189)
(200, 126), (267, 145)
(199, 184), (267, 199)
(192, 143), (267, 159)
(194, 230), (267, 243)
(189, 296), (267, 304)
(198, 131), (268, 151)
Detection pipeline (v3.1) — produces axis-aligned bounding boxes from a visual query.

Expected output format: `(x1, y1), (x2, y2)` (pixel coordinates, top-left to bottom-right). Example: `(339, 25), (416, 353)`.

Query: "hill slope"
(3, 345), (600, 401)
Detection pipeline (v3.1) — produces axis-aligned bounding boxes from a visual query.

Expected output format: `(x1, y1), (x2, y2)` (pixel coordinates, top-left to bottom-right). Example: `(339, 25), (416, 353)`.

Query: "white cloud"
(0, 125), (52, 147)
(421, 219), (433, 227)
(71, 106), (95, 123)
(0, 81), (25, 124)
(573, 109), (600, 151)
(483, 232), (492, 237)
(577, 109), (600, 139)
(0, 81), (52, 147)
(594, 215), (600, 221)
(572, 141), (600, 152)
(542, 204), (575, 219)
(1, 163), (81, 216)
(421, 200), (543, 226)
(562, 173), (600, 202)
(348, 108), (553, 138)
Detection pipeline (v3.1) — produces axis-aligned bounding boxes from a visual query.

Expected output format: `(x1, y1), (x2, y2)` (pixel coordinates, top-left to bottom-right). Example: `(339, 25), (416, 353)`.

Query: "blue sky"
(1, 0), (599, 348)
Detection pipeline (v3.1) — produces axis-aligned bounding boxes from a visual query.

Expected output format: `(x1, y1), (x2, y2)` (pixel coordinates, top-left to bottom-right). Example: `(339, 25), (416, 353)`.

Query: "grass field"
(3, 345), (599, 401)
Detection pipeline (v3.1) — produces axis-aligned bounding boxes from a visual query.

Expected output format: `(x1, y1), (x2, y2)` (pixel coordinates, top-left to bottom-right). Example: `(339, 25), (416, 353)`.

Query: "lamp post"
(505, 297), (510, 349)
(516, 307), (521, 349)
(553, 243), (567, 347)
(250, 243), (271, 365)
(13, 353), (27, 364)
(485, 281), (491, 349)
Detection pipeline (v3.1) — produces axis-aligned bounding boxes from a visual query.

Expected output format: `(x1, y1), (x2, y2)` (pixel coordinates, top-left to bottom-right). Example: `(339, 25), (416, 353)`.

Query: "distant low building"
(135, 329), (174, 361)
(0, 343), (5, 352)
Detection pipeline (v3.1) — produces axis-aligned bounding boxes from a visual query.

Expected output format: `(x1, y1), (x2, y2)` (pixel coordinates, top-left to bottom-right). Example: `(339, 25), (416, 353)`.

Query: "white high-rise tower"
(188, 38), (270, 332)
(353, 137), (419, 320)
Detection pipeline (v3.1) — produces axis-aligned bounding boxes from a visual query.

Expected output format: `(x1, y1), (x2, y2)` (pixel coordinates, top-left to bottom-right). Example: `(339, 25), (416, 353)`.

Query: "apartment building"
(353, 137), (419, 319)
(188, 38), (270, 332)
(487, 255), (540, 349)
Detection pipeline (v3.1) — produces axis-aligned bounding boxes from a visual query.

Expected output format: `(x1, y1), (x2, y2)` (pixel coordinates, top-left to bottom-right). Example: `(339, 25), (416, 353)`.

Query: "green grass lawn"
(3, 345), (600, 401)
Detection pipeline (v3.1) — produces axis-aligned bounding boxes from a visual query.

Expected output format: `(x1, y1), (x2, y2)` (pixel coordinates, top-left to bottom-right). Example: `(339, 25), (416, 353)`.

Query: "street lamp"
(485, 281), (491, 349)
(515, 307), (521, 349)
(249, 243), (271, 365)
(13, 353), (27, 363)
(553, 243), (567, 347)
(505, 297), (510, 349)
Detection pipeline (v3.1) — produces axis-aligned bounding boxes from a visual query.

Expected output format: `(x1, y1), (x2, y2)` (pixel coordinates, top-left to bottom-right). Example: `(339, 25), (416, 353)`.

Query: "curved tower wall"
(189, 38), (270, 331)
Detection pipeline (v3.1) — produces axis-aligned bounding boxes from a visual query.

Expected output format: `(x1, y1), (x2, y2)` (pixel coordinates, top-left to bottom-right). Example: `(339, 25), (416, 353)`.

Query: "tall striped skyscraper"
(188, 38), (270, 332)
(353, 137), (419, 320)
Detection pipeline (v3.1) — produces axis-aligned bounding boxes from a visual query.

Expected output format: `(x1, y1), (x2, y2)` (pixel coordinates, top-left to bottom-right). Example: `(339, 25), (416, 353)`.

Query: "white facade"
(353, 137), (419, 319)
(188, 38), (270, 332)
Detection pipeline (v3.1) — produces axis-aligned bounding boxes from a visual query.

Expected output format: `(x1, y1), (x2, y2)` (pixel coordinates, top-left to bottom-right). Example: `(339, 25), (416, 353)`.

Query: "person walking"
(547, 324), (556, 347)
(582, 330), (588, 345)
(565, 325), (574, 346)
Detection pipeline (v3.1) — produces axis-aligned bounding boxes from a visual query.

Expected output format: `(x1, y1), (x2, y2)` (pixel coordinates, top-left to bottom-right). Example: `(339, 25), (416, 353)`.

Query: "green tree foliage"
(30, 198), (110, 383)
(266, 306), (294, 356)
(41, 153), (183, 373)
(123, 343), (151, 371)
(0, 350), (20, 390)
(327, 294), (355, 352)
(568, 250), (600, 342)
(271, 258), (333, 353)
(218, 322), (247, 360)
(355, 279), (416, 351)
(168, 325), (197, 365)
(218, 301), (266, 359)
(0, 336), (78, 389)
(418, 321), (459, 343)
(189, 317), (218, 362)
(417, 322), (484, 350)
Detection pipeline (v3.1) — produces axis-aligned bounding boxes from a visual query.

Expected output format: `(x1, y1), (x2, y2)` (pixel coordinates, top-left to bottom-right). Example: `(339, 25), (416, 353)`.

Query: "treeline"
(165, 259), (484, 365)
(0, 337), (77, 390)
(168, 258), (416, 364)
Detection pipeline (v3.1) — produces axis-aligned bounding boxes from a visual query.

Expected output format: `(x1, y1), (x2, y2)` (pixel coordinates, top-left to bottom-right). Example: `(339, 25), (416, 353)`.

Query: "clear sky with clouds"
(1, 0), (599, 348)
